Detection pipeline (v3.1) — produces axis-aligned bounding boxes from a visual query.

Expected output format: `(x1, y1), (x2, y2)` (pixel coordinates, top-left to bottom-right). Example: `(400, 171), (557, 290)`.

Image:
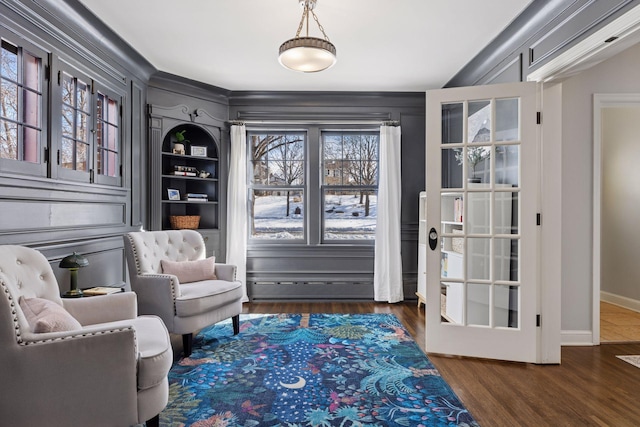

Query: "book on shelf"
(454, 197), (463, 222)
(187, 197), (209, 202)
(82, 286), (122, 296)
(173, 171), (197, 176)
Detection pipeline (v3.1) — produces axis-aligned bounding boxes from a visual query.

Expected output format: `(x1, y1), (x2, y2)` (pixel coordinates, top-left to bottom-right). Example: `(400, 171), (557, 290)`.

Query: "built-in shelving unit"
(149, 104), (227, 258)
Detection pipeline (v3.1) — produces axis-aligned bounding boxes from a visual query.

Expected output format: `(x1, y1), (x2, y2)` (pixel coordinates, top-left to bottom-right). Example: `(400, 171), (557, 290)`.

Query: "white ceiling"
(77, 0), (533, 92)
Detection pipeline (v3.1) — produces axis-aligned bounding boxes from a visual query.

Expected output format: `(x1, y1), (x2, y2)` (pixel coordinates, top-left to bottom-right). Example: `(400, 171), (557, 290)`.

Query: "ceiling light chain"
(278, 0), (337, 73)
(310, 9), (331, 41)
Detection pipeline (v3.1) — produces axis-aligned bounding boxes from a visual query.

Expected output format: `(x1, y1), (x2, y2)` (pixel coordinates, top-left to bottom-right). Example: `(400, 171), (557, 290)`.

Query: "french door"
(425, 81), (539, 363)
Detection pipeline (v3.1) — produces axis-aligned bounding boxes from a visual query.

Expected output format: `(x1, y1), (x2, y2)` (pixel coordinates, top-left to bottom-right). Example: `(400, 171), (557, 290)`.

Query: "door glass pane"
(467, 237), (490, 280)
(442, 103), (463, 144)
(495, 285), (519, 328)
(441, 282), (463, 324)
(467, 283), (490, 326)
(495, 98), (519, 142)
(441, 193), (463, 223)
(442, 148), (462, 189)
(467, 192), (490, 234)
(441, 248), (463, 280)
(495, 192), (518, 235)
(465, 145), (491, 186)
(495, 145), (519, 187)
(468, 100), (491, 143)
(494, 238), (518, 282)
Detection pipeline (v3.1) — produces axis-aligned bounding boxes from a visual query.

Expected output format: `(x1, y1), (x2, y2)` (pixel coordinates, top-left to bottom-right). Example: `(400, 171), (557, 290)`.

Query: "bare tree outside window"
(322, 131), (379, 240)
(249, 132), (305, 239)
(61, 73), (90, 171)
(1, 39), (41, 163)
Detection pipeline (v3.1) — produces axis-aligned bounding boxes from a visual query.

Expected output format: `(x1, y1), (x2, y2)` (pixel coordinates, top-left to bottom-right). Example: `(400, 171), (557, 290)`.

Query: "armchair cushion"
(176, 279), (243, 317)
(161, 256), (217, 283)
(19, 296), (82, 333)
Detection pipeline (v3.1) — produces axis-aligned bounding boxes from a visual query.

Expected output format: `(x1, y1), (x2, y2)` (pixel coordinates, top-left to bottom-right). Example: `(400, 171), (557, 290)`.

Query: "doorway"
(593, 96), (640, 343)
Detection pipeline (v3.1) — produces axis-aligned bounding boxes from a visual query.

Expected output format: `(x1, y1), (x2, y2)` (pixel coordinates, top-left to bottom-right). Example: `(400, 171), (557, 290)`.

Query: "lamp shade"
(279, 37), (337, 72)
(59, 252), (89, 269)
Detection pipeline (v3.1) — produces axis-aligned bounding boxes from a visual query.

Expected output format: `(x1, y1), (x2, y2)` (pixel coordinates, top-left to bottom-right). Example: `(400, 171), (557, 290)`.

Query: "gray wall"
(0, 0), (153, 292)
(228, 92), (425, 300)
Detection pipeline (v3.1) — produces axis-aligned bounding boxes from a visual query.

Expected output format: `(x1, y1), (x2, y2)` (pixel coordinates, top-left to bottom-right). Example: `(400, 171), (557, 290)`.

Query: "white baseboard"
(601, 291), (640, 313)
(561, 330), (594, 346)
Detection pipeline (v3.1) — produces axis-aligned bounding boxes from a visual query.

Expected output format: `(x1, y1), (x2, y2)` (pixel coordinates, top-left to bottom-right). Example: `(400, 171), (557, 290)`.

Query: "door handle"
(428, 227), (438, 250)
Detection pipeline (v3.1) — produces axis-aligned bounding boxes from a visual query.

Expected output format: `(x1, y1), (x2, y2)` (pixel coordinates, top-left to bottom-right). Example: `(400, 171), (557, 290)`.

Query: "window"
(95, 90), (120, 178)
(60, 71), (91, 173)
(247, 127), (379, 244)
(322, 131), (379, 240)
(58, 65), (122, 185)
(249, 131), (305, 240)
(0, 37), (45, 175)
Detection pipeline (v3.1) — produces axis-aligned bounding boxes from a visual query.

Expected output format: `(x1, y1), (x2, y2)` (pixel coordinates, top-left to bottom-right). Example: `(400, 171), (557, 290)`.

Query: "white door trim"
(592, 93), (640, 345)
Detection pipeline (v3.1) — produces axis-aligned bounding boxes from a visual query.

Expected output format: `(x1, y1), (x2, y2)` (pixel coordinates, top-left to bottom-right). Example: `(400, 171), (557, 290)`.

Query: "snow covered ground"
(252, 193), (377, 240)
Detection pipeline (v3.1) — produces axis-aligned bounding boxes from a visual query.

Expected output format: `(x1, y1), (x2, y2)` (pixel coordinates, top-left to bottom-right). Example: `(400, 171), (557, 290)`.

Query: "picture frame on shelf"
(167, 188), (180, 201)
(190, 146), (207, 157)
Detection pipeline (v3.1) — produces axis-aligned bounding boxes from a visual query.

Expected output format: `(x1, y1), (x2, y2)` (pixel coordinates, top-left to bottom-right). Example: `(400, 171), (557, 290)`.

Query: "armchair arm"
(130, 273), (180, 330)
(63, 291), (138, 326)
(3, 327), (140, 426)
(215, 263), (237, 282)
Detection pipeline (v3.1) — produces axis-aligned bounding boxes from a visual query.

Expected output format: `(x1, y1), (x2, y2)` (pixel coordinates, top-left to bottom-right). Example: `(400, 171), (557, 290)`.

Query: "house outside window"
(0, 36), (46, 176)
(247, 127), (379, 244)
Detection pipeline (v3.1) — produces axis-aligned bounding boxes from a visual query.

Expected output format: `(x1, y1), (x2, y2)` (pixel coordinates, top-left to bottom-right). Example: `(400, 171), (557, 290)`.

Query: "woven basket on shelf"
(170, 215), (200, 230)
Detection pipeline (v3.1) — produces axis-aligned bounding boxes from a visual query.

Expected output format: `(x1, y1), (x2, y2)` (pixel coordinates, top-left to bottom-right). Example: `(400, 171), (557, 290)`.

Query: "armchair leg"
(145, 414), (159, 427)
(232, 314), (240, 335)
(182, 333), (193, 357)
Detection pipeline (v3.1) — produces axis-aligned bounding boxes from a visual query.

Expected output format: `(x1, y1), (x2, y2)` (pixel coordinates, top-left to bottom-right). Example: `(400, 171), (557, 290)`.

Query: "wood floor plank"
(242, 301), (640, 426)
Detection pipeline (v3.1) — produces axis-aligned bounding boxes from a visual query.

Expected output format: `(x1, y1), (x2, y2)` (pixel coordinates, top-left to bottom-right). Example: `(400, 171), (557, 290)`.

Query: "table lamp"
(59, 252), (89, 298)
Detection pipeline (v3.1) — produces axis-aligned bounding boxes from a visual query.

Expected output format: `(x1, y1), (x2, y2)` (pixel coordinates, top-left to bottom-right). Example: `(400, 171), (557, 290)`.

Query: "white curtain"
(373, 125), (403, 303)
(226, 124), (249, 302)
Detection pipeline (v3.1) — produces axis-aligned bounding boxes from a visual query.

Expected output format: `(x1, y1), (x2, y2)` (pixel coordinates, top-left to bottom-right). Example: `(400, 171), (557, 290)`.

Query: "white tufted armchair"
(123, 230), (243, 357)
(0, 245), (172, 427)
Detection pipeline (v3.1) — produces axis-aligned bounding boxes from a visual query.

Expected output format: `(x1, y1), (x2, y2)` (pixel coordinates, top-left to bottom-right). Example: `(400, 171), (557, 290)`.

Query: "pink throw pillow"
(161, 256), (217, 283)
(19, 296), (82, 333)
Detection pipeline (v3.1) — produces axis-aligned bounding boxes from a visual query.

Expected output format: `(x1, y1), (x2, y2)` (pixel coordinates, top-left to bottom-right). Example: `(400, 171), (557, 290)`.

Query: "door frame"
(592, 93), (640, 345)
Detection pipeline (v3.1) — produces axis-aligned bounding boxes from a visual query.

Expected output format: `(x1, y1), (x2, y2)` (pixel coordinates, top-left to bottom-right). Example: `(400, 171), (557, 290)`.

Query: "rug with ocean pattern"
(161, 313), (479, 427)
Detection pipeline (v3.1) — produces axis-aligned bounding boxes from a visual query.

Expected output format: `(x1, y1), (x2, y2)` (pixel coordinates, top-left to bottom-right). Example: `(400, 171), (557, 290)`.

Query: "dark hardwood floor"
(243, 301), (640, 427)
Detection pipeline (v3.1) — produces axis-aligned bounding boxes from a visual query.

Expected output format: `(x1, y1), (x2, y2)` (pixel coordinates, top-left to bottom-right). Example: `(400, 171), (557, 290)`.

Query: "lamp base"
(63, 288), (84, 298)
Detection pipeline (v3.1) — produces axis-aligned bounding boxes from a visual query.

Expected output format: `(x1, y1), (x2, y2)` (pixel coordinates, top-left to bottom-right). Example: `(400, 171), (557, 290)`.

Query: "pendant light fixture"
(278, 0), (337, 73)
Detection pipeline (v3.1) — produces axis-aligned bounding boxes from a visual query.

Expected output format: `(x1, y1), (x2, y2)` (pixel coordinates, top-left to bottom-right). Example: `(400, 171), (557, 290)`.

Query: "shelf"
(162, 174), (218, 181)
(162, 200), (218, 204)
(162, 152), (218, 162)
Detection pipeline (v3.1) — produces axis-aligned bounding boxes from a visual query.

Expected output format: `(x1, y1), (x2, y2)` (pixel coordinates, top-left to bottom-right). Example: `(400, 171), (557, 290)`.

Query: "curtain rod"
(228, 120), (399, 126)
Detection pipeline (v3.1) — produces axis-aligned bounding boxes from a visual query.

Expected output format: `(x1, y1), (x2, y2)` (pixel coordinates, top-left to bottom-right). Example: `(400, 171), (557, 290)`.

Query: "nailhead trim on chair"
(144, 274), (179, 315)
(1, 277), (138, 350)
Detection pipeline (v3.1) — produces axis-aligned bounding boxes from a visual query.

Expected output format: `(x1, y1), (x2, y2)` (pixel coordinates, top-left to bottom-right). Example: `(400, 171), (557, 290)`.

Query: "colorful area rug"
(162, 313), (479, 426)
(617, 355), (640, 369)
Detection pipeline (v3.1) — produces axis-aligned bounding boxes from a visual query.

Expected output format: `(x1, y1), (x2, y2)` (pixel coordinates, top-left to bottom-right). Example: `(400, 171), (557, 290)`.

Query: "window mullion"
(307, 126), (321, 245)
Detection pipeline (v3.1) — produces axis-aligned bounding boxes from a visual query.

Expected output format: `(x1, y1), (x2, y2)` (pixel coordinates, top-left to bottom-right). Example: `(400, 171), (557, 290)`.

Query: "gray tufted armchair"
(0, 245), (172, 427)
(123, 229), (242, 357)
